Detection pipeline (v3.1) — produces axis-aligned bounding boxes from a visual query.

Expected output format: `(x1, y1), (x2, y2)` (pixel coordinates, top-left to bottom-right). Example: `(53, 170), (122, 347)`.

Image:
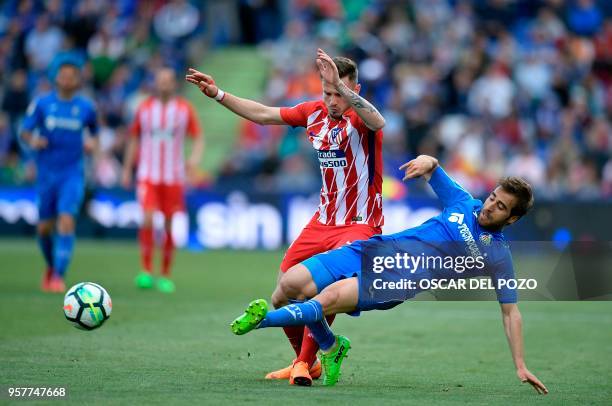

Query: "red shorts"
(137, 181), (185, 217)
(280, 215), (382, 272)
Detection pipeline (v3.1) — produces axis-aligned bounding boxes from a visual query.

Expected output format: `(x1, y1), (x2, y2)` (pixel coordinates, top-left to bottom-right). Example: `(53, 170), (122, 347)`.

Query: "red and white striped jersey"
(130, 96), (201, 185)
(281, 100), (384, 227)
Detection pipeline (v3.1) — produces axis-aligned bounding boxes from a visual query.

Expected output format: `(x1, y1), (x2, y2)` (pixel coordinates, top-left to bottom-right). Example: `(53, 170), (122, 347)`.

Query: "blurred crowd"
(1, 0), (611, 200)
(0, 0), (205, 187)
(224, 0), (612, 199)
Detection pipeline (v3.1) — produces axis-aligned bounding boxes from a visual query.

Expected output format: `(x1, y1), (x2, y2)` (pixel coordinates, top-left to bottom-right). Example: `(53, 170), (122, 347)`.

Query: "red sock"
(162, 229), (174, 276)
(297, 314), (336, 367)
(282, 326), (304, 357)
(138, 227), (153, 273)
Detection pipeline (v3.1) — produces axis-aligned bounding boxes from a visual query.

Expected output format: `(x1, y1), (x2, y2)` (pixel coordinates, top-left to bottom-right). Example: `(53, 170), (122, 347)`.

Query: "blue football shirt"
(371, 167), (518, 303)
(22, 91), (98, 175)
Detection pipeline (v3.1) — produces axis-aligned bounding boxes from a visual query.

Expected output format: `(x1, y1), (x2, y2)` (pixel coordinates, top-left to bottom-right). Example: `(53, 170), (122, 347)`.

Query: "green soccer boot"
(320, 335), (352, 386)
(135, 272), (154, 289)
(157, 277), (176, 293)
(230, 299), (268, 335)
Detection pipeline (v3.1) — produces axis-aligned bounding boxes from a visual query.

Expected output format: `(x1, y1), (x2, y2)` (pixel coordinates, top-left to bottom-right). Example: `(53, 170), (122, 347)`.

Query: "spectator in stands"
(0, 0), (610, 200)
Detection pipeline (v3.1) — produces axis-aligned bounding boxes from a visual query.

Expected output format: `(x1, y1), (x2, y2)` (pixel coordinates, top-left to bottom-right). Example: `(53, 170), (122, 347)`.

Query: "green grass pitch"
(1, 239), (611, 405)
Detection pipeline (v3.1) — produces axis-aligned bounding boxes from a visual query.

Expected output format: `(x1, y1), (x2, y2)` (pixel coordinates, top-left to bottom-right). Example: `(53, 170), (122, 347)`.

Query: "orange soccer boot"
(265, 359), (321, 384)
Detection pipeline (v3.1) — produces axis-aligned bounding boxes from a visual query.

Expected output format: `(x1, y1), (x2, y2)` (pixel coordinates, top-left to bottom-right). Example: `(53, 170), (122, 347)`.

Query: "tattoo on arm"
(337, 82), (376, 113)
(349, 92), (376, 113)
(335, 81), (385, 129)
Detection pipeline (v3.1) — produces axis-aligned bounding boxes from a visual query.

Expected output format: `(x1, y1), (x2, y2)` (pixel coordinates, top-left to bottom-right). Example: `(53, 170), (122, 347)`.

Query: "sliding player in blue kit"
(21, 61), (98, 293)
(231, 155), (548, 394)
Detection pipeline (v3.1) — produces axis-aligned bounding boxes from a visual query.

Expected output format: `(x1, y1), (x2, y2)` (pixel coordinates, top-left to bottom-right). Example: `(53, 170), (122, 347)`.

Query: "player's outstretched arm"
(500, 303), (549, 394)
(400, 155), (438, 181)
(316, 49), (385, 131)
(401, 155), (473, 206)
(185, 68), (285, 126)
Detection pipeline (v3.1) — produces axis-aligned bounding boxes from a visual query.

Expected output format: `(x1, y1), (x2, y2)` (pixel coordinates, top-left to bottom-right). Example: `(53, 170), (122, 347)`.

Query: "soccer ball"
(63, 282), (112, 330)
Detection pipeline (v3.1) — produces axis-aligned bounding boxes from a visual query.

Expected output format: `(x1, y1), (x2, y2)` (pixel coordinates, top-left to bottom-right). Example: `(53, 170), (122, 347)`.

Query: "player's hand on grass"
(29, 136), (48, 150)
(400, 155), (438, 181)
(316, 48), (340, 87)
(517, 367), (548, 394)
(185, 68), (219, 98)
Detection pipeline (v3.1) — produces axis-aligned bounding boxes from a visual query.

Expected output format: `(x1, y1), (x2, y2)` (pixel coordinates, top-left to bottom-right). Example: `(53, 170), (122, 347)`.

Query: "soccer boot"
(49, 274), (66, 293)
(230, 299), (268, 335)
(265, 362), (294, 380)
(41, 267), (54, 292)
(310, 359), (322, 380)
(319, 335), (351, 386)
(290, 361), (313, 386)
(266, 358), (322, 380)
(135, 271), (154, 289)
(157, 277), (175, 293)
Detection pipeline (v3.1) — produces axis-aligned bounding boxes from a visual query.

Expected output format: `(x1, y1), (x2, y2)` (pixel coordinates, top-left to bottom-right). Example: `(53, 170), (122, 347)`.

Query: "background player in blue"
(21, 62), (98, 293)
(231, 155), (548, 394)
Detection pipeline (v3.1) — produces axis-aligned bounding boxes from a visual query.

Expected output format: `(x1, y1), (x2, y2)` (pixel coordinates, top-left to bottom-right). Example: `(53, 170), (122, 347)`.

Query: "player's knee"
(57, 215), (75, 234)
(37, 221), (54, 236)
(271, 288), (287, 309)
(142, 212), (154, 228)
(278, 273), (308, 301)
(317, 287), (340, 313)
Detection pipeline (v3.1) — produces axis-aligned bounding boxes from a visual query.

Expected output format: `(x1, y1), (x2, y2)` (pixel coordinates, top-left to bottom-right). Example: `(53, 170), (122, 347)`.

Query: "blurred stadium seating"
(0, 0), (611, 200)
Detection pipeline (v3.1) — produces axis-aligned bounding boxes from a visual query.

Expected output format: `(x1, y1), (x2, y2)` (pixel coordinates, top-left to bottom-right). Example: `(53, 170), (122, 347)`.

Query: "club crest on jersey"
(330, 127), (342, 143)
(479, 232), (492, 246)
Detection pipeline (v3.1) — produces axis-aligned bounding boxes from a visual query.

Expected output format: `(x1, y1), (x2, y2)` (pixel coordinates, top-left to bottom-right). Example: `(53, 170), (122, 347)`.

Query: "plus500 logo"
(317, 149), (347, 168)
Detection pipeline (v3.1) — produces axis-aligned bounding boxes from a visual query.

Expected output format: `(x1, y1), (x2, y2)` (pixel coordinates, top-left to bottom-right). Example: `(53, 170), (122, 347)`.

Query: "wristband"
(214, 89), (225, 102)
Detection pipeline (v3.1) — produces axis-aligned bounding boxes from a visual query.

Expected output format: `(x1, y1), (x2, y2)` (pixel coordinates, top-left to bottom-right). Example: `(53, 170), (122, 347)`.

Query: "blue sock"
(37, 234), (54, 269)
(307, 318), (336, 351)
(258, 299), (324, 328)
(54, 234), (75, 277)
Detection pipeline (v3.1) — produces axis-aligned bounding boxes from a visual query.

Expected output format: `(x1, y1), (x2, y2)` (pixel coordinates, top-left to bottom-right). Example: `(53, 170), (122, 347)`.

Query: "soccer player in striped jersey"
(122, 68), (204, 293)
(186, 48), (386, 385)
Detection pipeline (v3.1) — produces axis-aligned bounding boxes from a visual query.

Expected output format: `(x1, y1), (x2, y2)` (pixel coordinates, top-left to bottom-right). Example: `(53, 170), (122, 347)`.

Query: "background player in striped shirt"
(21, 61), (98, 293)
(186, 48), (386, 385)
(122, 68), (204, 294)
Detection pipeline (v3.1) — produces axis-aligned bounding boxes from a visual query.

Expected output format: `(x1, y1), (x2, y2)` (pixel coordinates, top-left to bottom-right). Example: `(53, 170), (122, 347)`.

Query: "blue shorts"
(36, 172), (84, 221)
(302, 242), (405, 313)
